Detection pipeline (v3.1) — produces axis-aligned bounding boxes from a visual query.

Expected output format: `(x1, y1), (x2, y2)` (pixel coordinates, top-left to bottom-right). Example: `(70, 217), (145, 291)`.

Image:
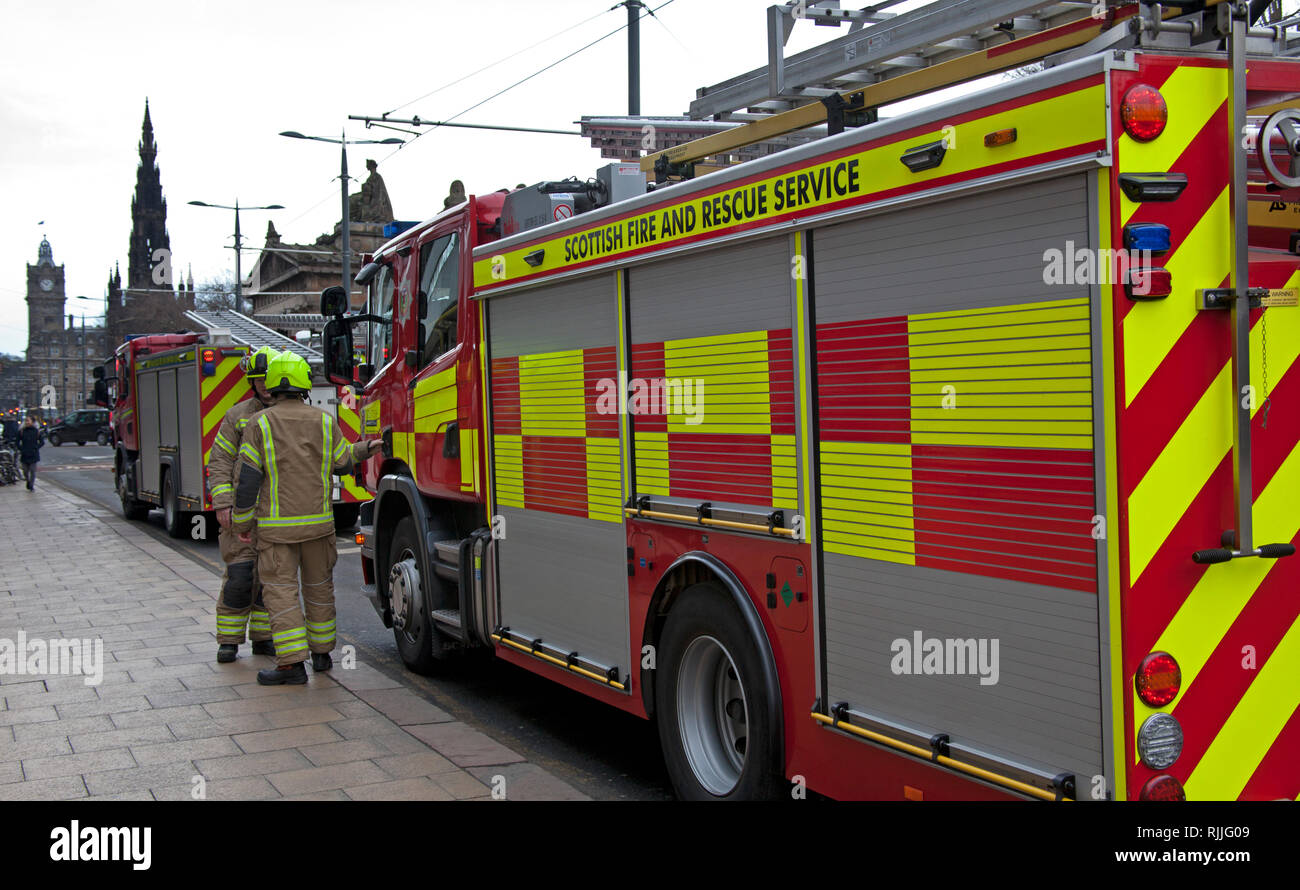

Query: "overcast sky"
(4, 0), (1295, 356)
(0, 0), (854, 354)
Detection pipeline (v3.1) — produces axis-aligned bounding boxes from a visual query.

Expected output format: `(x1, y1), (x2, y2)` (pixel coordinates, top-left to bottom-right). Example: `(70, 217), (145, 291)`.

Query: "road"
(36, 442), (674, 800)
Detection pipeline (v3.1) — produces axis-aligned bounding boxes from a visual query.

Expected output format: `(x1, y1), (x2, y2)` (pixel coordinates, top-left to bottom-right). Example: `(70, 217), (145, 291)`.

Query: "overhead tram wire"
(383, 4), (617, 116)
(373, 0), (678, 165)
(283, 2), (677, 240)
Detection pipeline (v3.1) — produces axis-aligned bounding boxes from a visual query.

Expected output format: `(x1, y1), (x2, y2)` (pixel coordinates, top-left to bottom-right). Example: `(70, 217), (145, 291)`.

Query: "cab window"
(369, 264), (396, 368)
(418, 233), (460, 367)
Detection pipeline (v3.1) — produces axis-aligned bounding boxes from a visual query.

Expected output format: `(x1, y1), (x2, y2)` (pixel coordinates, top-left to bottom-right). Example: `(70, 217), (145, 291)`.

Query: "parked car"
(47, 408), (110, 446)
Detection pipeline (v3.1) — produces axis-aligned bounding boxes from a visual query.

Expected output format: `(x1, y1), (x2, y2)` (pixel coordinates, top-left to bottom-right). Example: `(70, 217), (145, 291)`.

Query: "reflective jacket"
(232, 396), (370, 543)
(207, 396), (268, 510)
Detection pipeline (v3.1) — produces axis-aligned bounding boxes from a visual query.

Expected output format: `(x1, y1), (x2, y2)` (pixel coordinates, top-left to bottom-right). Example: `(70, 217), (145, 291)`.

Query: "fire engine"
(102, 310), (370, 538)
(320, 0), (1300, 800)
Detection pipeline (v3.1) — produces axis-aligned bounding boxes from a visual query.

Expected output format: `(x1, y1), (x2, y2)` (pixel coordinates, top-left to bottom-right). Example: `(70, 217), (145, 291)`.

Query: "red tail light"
(202, 349), (217, 363)
(1136, 651), (1181, 706)
(1121, 85), (1167, 142)
(1125, 266), (1172, 300)
(1140, 775), (1186, 801)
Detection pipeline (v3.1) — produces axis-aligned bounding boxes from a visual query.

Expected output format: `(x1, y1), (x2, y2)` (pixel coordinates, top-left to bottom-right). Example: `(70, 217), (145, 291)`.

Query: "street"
(34, 443), (674, 801)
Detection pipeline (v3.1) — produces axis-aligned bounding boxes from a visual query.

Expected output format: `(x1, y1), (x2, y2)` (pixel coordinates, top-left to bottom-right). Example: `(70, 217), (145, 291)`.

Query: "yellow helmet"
(239, 346), (279, 379)
(266, 351), (312, 394)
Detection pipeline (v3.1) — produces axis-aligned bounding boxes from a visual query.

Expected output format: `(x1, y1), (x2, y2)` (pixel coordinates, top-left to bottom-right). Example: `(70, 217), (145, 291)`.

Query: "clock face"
(39, 278), (54, 292)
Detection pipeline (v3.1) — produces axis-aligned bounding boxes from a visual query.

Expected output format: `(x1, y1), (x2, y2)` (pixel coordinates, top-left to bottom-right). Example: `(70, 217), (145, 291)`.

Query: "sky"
(3, 0), (1296, 356)
(1, 0), (852, 355)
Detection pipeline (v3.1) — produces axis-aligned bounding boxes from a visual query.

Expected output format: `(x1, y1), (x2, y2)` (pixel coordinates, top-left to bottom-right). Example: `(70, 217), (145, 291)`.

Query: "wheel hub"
(677, 635), (749, 796)
(388, 556), (421, 634)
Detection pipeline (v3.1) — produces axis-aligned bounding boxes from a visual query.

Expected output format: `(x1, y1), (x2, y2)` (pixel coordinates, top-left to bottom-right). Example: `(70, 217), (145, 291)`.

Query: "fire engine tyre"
(656, 583), (785, 801)
(48, 433), (61, 447)
(118, 462), (150, 521)
(388, 516), (437, 675)
(162, 471), (187, 539)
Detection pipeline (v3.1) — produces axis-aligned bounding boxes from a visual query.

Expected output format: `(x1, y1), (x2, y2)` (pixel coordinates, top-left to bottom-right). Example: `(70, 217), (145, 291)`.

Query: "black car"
(47, 408), (110, 446)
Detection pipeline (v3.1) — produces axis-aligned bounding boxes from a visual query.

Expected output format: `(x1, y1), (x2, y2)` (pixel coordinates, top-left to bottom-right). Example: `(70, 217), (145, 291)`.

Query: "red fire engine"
(320, 0), (1300, 800)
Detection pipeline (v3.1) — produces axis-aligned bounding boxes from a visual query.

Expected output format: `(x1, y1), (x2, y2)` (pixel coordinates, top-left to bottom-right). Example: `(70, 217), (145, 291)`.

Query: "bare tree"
(194, 272), (238, 312)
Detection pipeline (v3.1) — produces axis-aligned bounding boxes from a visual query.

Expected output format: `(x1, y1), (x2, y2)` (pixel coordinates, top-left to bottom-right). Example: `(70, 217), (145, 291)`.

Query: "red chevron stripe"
(199, 365), (244, 417)
(1237, 704), (1300, 800)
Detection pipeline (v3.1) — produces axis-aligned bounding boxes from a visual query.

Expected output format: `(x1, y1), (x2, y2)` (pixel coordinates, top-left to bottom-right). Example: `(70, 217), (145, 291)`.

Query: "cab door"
(361, 257), (413, 487)
(410, 217), (474, 501)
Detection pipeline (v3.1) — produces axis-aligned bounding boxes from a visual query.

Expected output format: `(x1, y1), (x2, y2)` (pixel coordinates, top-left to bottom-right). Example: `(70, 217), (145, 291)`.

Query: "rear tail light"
(1137, 713), (1184, 769)
(1121, 85), (1168, 142)
(1140, 774), (1186, 801)
(1136, 652), (1181, 706)
(1125, 267), (1172, 300)
(354, 531), (365, 546)
(1118, 172), (1188, 203)
(201, 348), (217, 377)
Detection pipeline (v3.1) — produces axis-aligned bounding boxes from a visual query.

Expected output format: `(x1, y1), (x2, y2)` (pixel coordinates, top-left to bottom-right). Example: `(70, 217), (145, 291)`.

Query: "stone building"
(106, 101), (195, 346)
(244, 159), (396, 334)
(20, 237), (111, 416)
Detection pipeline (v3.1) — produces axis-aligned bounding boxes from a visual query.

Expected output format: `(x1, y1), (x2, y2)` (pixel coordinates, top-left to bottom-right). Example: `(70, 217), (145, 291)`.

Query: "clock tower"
(26, 236), (66, 344)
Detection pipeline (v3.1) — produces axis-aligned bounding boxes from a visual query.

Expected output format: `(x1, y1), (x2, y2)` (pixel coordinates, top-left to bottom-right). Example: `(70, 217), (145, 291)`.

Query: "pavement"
(0, 479), (590, 801)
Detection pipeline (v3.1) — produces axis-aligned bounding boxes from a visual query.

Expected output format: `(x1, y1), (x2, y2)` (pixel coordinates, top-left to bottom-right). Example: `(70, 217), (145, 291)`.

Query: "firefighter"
(209, 346), (280, 664)
(232, 351), (382, 685)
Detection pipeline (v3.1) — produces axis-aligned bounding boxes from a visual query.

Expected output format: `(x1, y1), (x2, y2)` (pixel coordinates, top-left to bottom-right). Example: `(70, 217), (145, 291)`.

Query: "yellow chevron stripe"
(1122, 188), (1231, 407)
(1118, 65), (1227, 226)
(1126, 293), (1300, 584)
(201, 357), (243, 399)
(203, 378), (250, 439)
(1184, 610), (1300, 800)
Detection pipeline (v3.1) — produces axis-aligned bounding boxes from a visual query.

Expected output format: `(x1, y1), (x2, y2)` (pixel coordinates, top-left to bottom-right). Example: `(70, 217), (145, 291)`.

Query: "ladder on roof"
(644, 0), (1299, 178)
(184, 308), (322, 364)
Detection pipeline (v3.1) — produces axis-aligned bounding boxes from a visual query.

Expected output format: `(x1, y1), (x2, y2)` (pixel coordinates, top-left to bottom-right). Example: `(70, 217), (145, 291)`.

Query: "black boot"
(310, 652), (333, 672)
(251, 640), (276, 656)
(257, 663), (308, 686)
(217, 644), (238, 663)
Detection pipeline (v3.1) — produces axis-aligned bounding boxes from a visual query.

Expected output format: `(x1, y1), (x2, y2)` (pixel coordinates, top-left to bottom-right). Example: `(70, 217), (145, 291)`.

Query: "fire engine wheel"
(162, 471), (187, 539)
(117, 463), (149, 521)
(656, 583), (785, 801)
(388, 517), (437, 675)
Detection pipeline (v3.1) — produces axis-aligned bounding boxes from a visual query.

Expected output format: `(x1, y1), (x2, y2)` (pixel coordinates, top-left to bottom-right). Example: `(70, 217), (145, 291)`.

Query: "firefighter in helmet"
(232, 351), (382, 685)
(209, 346), (280, 663)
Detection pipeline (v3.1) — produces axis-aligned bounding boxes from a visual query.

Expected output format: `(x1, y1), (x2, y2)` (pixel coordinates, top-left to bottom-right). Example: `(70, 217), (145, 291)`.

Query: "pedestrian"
(232, 351), (382, 685)
(207, 346), (279, 664)
(19, 416), (42, 491)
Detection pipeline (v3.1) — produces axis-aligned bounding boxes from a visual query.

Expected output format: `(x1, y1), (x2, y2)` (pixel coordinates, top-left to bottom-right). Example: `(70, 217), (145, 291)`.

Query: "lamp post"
(187, 200), (284, 315)
(71, 296), (107, 408)
(279, 130), (402, 303)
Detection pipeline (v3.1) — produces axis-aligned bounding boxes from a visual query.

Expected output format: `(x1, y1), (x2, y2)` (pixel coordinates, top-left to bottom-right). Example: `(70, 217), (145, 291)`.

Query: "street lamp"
(71, 296), (108, 408)
(279, 130), (403, 302)
(187, 200), (284, 315)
